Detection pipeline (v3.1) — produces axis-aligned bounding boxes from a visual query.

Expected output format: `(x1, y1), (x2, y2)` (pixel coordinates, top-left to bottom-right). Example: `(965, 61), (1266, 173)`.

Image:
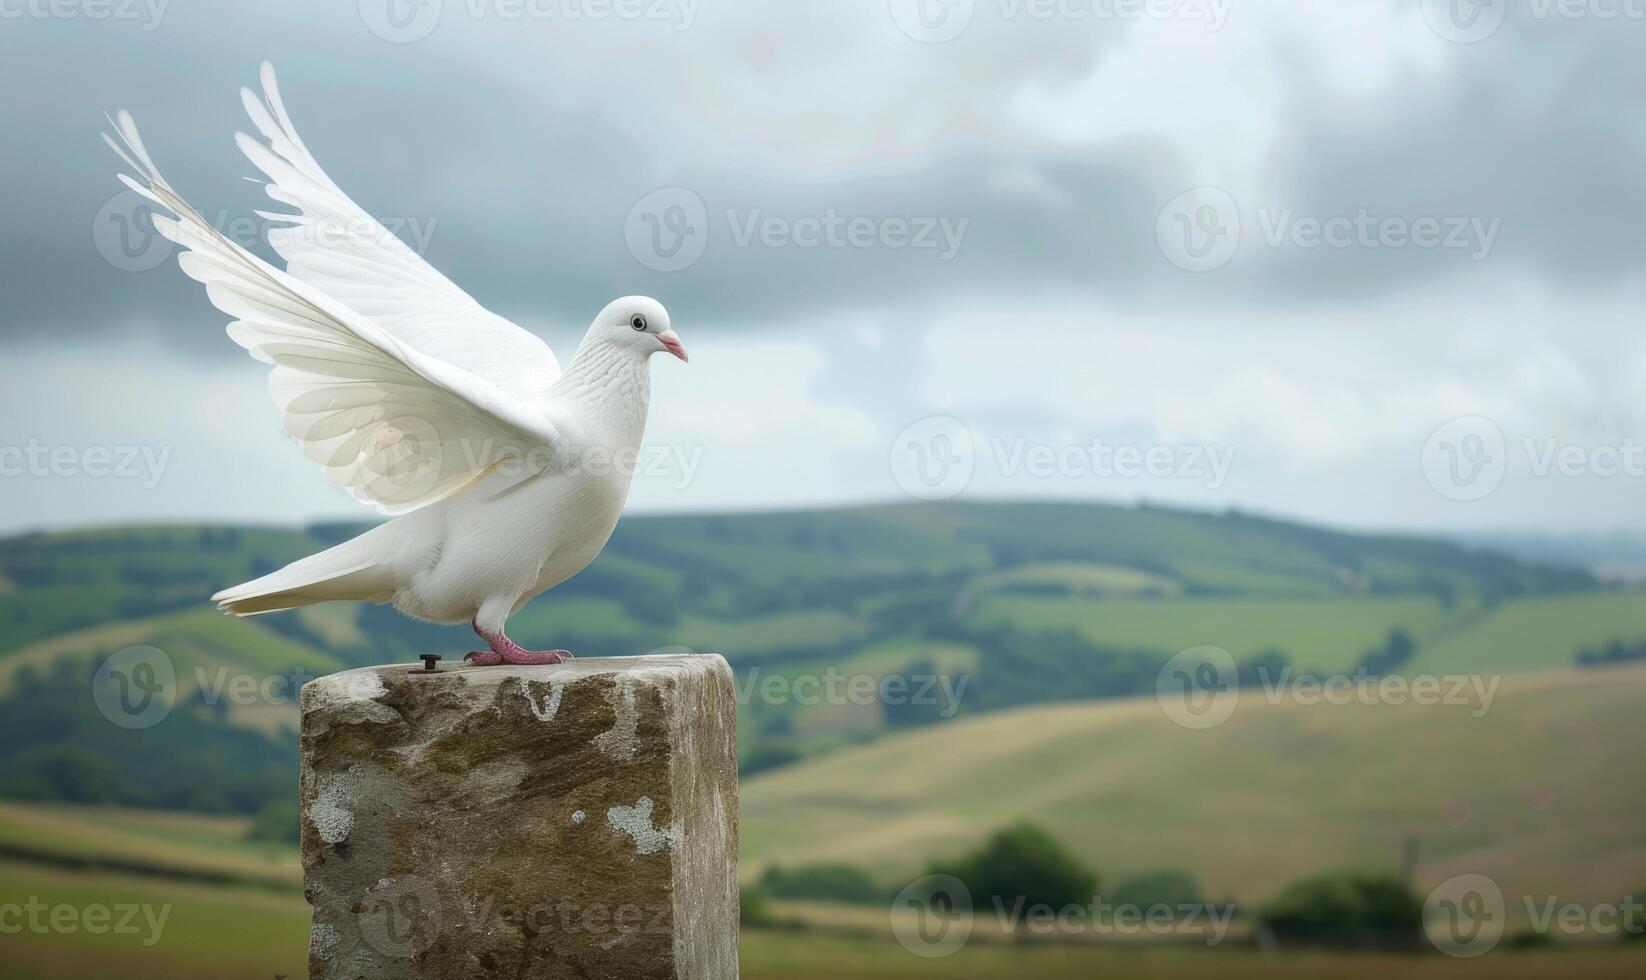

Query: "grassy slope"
(0, 608), (344, 740)
(972, 593), (1464, 673)
(0, 802), (297, 888)
(1407, 591), (1646, 675)
(1, 855), (1643, 979)
(742, 663), (1646, 924)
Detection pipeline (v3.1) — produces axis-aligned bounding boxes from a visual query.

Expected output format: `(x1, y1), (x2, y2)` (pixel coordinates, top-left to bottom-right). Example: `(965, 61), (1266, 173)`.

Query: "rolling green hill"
(741, 662), (1646, 928)
(0, 500), (1634, 816)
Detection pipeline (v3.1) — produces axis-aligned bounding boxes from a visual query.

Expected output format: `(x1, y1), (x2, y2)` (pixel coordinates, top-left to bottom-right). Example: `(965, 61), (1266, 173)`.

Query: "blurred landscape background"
(5, 0), (1646, 976)
(2, 503), (1645, 975)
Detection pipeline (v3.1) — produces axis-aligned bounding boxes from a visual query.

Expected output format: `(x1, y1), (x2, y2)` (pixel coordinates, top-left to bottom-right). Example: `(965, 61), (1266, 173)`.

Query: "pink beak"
(658, 330), (688, 362)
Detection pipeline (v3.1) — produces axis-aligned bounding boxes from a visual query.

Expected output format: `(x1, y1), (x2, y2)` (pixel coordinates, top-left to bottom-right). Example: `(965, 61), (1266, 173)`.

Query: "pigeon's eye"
(630, 314), (648, 331)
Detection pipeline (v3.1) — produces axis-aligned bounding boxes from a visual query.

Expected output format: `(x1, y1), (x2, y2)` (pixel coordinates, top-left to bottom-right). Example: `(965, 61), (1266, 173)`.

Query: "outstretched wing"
(105, 111), (570, 515)
(235, 62), (560, 402)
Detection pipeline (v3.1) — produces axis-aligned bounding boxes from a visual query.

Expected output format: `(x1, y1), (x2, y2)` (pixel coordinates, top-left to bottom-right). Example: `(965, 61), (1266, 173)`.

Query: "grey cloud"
(3, 1), (1646, 356)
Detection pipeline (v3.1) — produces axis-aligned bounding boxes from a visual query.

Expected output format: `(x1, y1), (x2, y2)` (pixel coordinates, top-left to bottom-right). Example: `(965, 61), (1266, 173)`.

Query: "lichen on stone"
(607, 796), (678, 855)
(308, 770), (356, 844)
(592, 678), (639, 761)
(520, 678), (565, 721)
(310, 922), (340, 960)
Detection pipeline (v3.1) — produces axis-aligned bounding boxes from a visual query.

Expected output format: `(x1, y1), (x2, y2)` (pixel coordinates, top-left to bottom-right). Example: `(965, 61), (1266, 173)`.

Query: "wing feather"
(236, 62), (560, 401)
(105, 109), (567, 515)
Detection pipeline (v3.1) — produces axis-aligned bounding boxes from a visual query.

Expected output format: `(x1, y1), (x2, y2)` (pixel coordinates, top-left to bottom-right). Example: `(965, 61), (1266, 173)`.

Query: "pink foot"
(463, 622), (575, 666)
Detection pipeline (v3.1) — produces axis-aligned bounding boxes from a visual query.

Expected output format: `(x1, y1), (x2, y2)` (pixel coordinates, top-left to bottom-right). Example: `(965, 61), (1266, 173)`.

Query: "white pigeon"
(104, 63), (688, 665)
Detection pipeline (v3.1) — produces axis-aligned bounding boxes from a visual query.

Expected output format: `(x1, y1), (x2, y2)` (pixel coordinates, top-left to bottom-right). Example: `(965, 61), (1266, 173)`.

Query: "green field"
(970, 593), (1466, 674)
(1406, 591), (1646, 675)
(1, 820), (1643, 979)
(2, 842), (1644, 979)
(742, 663), (1646, 923)
(1, 504), (1640, 974)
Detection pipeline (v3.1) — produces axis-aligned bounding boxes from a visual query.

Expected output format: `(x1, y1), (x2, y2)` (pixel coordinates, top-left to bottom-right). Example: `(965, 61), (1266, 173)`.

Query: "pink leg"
(463, 621), (574, 666)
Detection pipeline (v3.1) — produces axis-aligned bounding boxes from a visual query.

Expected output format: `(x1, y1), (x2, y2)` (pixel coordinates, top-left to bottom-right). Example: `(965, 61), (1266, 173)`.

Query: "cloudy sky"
(3, 0), (1646, 536)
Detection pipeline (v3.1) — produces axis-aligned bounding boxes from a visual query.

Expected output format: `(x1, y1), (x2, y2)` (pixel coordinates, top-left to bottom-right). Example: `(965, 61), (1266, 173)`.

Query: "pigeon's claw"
(466, 622), (576, 666)
(500, 648), (572, 665)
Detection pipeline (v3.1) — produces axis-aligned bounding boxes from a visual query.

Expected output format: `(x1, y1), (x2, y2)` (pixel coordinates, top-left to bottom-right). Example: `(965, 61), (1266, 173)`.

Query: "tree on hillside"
(1357, 628), (1416, 676)
(930, 822), (1096, 935)
(1108, 869), (1207, 912)
(1257, 872), (1423, 949)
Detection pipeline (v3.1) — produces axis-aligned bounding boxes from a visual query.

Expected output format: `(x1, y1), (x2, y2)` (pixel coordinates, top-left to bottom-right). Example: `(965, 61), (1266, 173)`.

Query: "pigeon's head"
(592, 296), (686, 363)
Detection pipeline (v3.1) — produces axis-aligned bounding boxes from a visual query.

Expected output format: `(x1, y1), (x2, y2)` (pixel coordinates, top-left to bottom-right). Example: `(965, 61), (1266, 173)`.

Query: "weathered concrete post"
(298, 654), (739, 979)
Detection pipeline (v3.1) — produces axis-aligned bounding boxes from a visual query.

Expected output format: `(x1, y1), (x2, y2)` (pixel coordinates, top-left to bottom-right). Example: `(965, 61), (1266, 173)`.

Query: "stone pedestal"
(298, 654), (739, 979)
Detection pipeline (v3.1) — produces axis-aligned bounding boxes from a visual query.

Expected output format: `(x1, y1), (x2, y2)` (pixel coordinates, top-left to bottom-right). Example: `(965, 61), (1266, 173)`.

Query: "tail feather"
(214, 536), (395, 616)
